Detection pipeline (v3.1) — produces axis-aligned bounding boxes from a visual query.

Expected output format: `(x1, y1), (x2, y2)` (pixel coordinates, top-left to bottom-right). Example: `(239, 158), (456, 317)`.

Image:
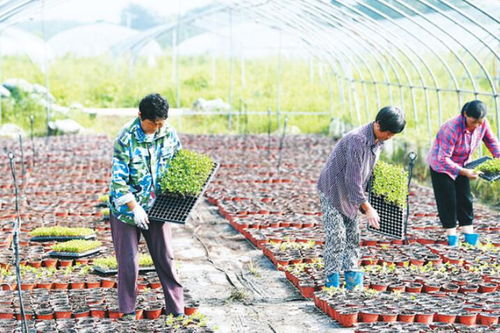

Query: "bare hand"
(461, 168), (481, 180)
(365, 207), (380, 229)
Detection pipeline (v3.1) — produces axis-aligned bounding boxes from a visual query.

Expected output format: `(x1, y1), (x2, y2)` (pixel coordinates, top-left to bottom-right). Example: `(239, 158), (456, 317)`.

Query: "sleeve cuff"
(115, 193), (135, 206)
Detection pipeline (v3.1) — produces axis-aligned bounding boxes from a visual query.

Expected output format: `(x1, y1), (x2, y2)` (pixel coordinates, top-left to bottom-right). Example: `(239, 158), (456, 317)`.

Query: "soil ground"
(171, 200), (351, 333)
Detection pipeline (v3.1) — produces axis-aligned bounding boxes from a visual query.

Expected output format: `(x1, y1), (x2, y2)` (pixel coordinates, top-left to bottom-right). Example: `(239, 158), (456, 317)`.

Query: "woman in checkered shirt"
(318, 106), (406, 290)
(427, 100), (500, 247)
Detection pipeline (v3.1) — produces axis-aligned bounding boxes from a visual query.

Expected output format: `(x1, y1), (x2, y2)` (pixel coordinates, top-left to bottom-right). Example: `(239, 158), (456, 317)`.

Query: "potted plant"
(474, 158), (500, 179)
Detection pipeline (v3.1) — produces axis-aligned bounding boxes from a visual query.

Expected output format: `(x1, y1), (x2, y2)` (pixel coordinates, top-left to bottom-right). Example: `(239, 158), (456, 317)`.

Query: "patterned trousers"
(319, 192), (360, 276)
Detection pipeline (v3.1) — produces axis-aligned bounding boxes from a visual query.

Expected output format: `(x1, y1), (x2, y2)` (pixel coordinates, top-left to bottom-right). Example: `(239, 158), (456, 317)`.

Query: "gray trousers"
(319, 192), (360, 277)
(110, 214), (184, 314)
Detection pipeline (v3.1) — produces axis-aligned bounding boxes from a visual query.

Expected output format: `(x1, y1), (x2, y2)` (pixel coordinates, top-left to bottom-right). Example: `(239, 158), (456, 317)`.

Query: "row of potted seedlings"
(0, 134), (208, 329)
(190, 134), (500, 329)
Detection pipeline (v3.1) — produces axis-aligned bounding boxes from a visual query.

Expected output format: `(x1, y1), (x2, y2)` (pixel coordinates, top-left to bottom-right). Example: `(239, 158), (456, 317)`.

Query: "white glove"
(132, 205), (149, 230)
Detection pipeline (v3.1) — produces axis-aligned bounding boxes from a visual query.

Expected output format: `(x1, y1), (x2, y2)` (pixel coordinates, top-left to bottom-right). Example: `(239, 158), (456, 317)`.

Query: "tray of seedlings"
(30, 226), (96, 242)
(367, 161), (409, 240)
(148, 149), (219, 224)
(465, 156), (500, 182)
(49, 239), (103, 258)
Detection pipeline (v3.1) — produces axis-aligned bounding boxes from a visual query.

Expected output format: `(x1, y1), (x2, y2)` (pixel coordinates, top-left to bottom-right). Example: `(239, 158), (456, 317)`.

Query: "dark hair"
(461, 100), (487, 119)
(375, 106), (406, 133)
(139, 93), (169, 120)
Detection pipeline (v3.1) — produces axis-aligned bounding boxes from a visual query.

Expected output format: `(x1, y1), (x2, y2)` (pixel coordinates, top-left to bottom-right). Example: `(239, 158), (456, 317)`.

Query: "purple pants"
(110, 214), (184, 314)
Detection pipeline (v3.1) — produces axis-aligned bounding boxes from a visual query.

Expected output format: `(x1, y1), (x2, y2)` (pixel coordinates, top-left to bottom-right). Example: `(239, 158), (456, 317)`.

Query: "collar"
(459, 114), (471, 134)
(131, 117), (169, 143)
(365, 121), (383, 148)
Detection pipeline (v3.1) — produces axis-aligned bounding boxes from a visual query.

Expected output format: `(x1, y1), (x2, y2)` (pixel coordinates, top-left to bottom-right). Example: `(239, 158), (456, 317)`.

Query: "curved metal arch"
(295, 1), (401, 109)
(334, 1), (442, 126)
(310, 1), (430, 123)
(245, 2), (366, 122)
(381, 0), (477, 93)
(299, 0), (406, 109)
(438, 0), (499, 44)
(234, 3), (352, 113)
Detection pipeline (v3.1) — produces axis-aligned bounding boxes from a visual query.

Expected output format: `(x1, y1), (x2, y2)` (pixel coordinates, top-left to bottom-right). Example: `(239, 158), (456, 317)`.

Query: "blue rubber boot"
(325, 272), (340, 288)
(447, 235), (459, 247)
(464, 233), (479, 246)
(344, 271), (364, 290)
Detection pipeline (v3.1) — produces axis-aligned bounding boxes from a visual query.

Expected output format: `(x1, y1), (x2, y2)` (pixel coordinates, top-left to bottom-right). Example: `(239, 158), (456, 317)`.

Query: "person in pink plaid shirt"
(428, 100), (500, 246)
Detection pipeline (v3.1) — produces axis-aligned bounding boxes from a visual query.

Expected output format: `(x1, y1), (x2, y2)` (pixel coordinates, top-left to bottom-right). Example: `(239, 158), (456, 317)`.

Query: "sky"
(41, 0), (212, 23)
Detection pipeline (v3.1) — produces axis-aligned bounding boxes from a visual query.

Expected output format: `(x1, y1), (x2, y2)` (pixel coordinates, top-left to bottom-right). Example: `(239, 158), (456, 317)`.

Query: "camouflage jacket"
(109, 117), (181, 225)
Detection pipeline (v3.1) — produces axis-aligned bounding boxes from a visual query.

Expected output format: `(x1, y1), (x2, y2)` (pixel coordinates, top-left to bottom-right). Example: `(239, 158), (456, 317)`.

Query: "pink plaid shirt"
(427, 114), (500, 179)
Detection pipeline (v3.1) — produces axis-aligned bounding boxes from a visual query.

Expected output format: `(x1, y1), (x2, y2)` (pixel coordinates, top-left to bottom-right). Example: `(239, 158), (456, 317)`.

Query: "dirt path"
(171, 200), (351, 333)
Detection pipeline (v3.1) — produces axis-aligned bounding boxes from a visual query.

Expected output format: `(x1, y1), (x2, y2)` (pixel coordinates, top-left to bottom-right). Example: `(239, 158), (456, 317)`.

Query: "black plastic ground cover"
(148, 162), (219, 224)
(93, 266), (155, 275)
(367, 192), (406, 239)
(49, 247), (102, 258)
(464, 156), (500, 182)
(31, 234), (96, 242)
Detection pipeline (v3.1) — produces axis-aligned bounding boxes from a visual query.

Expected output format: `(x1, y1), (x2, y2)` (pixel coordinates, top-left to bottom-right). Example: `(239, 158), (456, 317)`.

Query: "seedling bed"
(464, 156), (500, 182)
(49, 247), (103, 258)
(31, 234), (96, 242)
(367, 193), (406, 239)
(148, 162), (219, 224)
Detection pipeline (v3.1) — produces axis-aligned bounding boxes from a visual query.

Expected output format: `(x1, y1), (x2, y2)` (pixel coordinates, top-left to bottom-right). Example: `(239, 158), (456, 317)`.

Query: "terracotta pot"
(456, 312), (477, 326)
(397, 313), (415, 323)
(415, 313), (434, 324)
(100, 279), (116, 288)
(405, 283), (422, 293)
(90, 308), (106, 318)
(460, 284), (479, 293)
(70, 282), (85, 289)
(380, 313), (397, 323)
(73, 310), (90, 318)
(358, 311), (379, 323)
(36, 312), (54, 320)
(184, 306), (198, 316)
(442, 283), (459, 293)
(434, 313), (456, 323)
(370, 283), (388, 292)
(54, 310), (72, 319)
(53, 282), (69, 290)
(36, 282), (53, 289)
(149, 282), (162, 289)
(422, 283), (441, 293)
(479, 283), (497, 293)
(144, 308), (162, 320)
(107, 310), (123, 319)
(0, 311), (14, 320)
(477, 312), (498, 326)
(337, 311), (358, 327)
(20, 283), (35, 290)
(42, 258), (58, 268)
(58, 259), (73, 267)
(86, 281), (101, 289)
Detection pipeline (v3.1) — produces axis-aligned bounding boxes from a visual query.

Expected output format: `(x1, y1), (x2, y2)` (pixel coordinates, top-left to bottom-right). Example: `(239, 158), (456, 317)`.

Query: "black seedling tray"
(93, 265), (156, 275)
(49, 247), (102, 258)
(31, 234), (96, 242)
(148, 162), (219, 224)
(464, 156), (500, 182)
(367, 192), (406, 239)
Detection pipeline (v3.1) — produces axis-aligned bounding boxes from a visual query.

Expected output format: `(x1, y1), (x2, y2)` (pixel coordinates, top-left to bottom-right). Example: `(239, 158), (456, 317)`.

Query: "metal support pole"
(7, 152), (28, 333)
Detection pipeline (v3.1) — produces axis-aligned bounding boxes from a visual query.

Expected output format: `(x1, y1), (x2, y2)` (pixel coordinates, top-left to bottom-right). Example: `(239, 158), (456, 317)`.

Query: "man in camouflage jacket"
(108, 93), (184, 318)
